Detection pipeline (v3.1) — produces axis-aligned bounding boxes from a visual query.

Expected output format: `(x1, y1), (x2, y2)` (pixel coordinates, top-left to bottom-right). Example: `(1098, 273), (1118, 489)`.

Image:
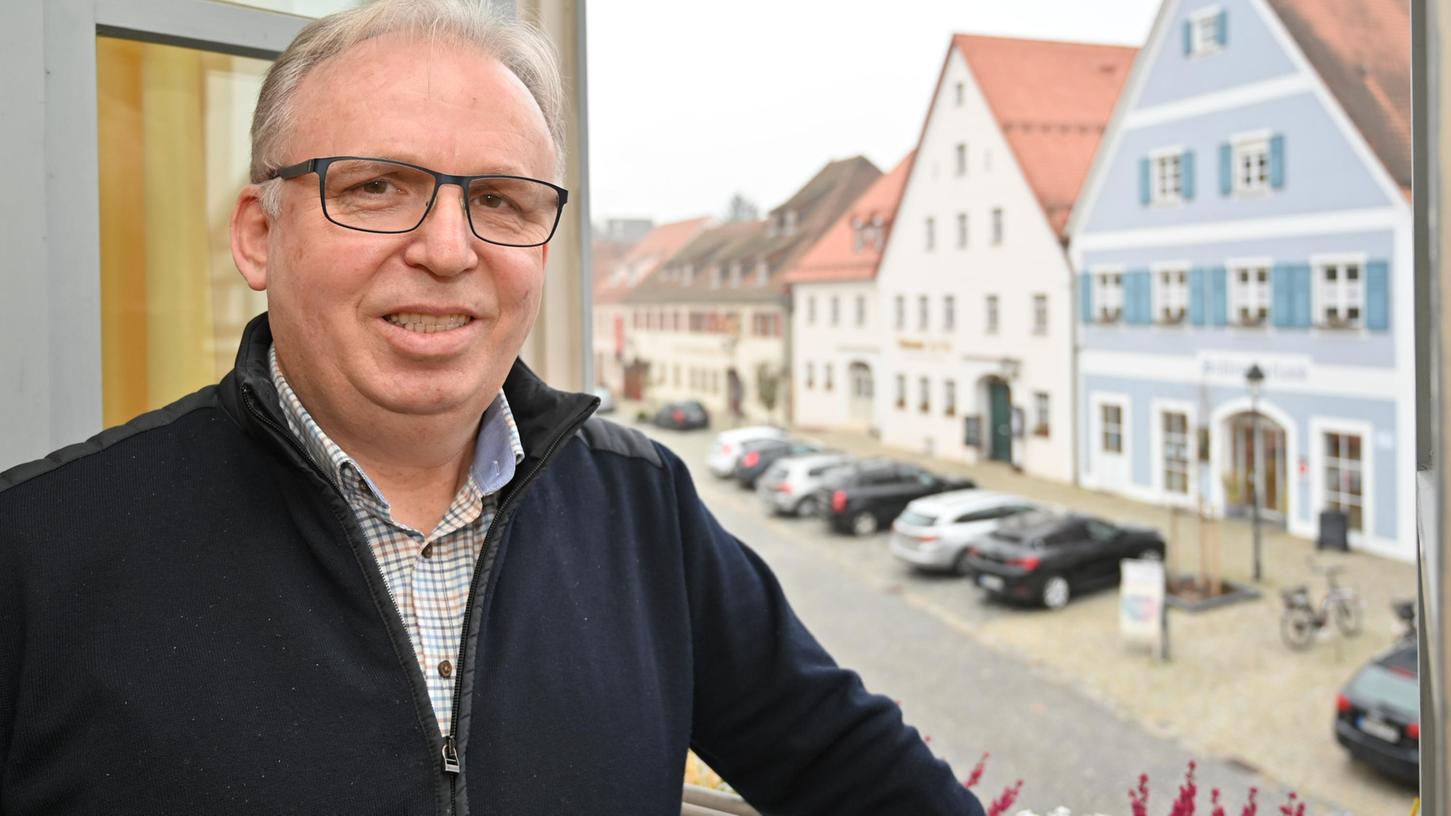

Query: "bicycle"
(1279, 559), (1363, 650)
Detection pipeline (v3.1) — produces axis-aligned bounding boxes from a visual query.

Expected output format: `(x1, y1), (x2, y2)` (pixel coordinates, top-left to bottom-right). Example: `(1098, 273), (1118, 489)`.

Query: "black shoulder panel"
(574, 417), (663, 468)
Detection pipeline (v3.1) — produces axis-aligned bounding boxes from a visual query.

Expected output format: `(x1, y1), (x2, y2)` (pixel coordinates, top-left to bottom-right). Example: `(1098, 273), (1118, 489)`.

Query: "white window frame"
(1092, 265), (1125, 324)
(1309, 416), (1375, 546)
(918, 376), (930, 414)
(830, 294), (840, 327)
(1150, 399), (1197, 505)
(1100, 402), (1125, 454)
(895, 373), (906, 409)
(1311, 252), (1368, 331)
(944, 379), (957, 416)
(1153, 262), (1190, 325)
(1151, 146), (1185, 205)
(1188, 5), (1224, 58)
(1033, 391), (1050, 437)
(985, 294), (1000, 334)
(1228, 257), (1272, 327)
(1032, 293), (1048, 335)
(918, 295), (929, 331)
(806, 295), (816, 325)
(894, 295), (905, 330)
(955, 143), (967, 177)
(925, 216), (936, 251)
(855, 294), (866, 327)
(991, 207), (1004, 245)
(956, 212), (968, 249)
(805, 361), (815, 389)
(944, 295), (956, 332)
(1232, 129), (1272, 196)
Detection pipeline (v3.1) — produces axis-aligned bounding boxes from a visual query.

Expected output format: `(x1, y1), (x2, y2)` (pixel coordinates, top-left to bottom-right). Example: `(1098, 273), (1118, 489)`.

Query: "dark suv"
(815, 460), (974, 536)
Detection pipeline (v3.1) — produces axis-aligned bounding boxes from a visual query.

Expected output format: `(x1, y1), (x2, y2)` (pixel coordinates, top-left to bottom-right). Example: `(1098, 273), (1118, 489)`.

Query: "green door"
(989, 380), (1013, 462)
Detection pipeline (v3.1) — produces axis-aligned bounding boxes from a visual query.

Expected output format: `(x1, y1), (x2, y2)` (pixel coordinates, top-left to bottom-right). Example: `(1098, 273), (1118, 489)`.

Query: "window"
(955, 143), (967, 176)
(918, 376), (930, 413)
(991, 208), (1003, 245)
(895, 295), (905, 329)
(895, 374), (906, 409)
(918, 295), (929, 331)
(830, 295), (840, 327)
(1032, 294), (1048, 335)
(957, 213), (968, 249)
(805, 362), (815, 389)
(1153, 152), (1183, 202)
(755, 260), (769, 286)
(954, 81), (964, 106)
(855, 295), (866, 326)
(1095, 272), (1124, 323)
(1230, 263), (1270, 326)
(1317, 260), (1364, 328)
(1033, 392), (1050, 437)
(728, 262), (741, 288)
(1163, 411), (1190, 494)
(1156, 268), (1189, 324)
(944, 295), (956, 332)
(944, 380), (957, 416)
(1101, 404), (1123, 453)
(925, 217), (935, 251)
(824, 364), (833, 392)
(1324, 432), (1364, 532)
(1187, 7), (1226, 57)
(807, 296), (816, 325)
(1234, 136), (1269, 194)
(986, 294), (1000, 334)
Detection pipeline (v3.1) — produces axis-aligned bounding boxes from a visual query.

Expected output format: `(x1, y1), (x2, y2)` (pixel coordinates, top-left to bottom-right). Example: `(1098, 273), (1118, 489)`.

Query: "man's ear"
(232, 184), (272, 292)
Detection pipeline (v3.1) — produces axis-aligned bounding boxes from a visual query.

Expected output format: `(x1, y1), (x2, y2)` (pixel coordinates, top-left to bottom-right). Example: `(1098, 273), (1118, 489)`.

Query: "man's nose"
(404, 184), (479, 277)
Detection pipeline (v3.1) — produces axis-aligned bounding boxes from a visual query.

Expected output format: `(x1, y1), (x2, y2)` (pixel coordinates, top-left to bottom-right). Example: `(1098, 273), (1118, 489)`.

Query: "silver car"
(889, 490), (1038, 574)
(756, 454), (855, 517)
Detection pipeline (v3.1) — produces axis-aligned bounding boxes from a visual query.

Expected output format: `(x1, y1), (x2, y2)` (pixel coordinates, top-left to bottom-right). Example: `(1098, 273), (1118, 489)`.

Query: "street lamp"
(1245, 363), (1265, 583)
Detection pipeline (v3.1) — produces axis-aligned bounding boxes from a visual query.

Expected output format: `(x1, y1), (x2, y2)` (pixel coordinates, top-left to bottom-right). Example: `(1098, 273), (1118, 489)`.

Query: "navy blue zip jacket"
(0, 314), (984, 815)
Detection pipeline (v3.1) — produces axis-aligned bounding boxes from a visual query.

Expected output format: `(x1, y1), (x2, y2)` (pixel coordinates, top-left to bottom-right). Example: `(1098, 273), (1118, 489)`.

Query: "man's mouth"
(383, 313), (474, 333)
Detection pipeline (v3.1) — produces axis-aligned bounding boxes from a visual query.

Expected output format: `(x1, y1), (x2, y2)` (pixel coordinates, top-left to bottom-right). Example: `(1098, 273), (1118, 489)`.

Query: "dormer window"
(783, 210), (798, 236)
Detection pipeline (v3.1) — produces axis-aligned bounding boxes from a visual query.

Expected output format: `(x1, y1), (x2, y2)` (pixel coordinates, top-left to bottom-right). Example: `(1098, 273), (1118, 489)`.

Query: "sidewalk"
(793, 422), (1419, 815)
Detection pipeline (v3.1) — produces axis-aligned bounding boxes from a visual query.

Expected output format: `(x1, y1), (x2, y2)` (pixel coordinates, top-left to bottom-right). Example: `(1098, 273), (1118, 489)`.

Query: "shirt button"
(421, 543), (434, 558)
(438, 660), (453, 678)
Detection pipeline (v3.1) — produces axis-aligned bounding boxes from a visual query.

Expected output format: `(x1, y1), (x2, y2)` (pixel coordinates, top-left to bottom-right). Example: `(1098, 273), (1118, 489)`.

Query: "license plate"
(1358, 716), (1400, 743)
(978, 574), (1005, 591)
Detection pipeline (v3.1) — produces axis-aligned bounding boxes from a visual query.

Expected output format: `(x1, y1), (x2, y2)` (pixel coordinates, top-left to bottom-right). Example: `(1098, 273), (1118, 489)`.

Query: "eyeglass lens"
(321, 159), (560, 246)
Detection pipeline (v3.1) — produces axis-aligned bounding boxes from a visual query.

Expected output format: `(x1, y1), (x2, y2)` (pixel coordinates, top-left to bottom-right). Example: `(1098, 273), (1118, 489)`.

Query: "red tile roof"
(953, 35), (1136, 238)
(594, 217), (711, 304)
(1266, 0), (1410, 196)
(783, 150), (914, 284)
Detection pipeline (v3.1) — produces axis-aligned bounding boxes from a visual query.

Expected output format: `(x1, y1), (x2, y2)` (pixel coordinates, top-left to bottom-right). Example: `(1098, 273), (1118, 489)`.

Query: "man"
(0, 2), (983, 814)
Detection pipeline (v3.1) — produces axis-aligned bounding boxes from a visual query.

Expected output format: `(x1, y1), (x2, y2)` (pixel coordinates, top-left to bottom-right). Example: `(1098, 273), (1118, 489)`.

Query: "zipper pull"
(442, 735), (461, 774)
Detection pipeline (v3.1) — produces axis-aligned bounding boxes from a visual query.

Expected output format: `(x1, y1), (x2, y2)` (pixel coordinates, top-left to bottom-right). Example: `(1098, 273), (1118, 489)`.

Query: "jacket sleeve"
(666, 447), (984, 815)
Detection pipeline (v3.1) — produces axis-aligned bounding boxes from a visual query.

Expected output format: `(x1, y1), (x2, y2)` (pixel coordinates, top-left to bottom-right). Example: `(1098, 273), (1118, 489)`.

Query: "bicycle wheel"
(1334, 597), (1364, 637)
(1281, 607), (1317, 651)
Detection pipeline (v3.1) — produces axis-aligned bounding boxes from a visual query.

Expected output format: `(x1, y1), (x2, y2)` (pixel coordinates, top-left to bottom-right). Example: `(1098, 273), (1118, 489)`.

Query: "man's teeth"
(385, 313), (473, 333)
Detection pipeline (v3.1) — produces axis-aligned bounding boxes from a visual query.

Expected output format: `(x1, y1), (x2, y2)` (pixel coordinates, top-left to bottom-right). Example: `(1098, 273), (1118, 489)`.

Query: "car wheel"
(795, 496), (820, 518)
(951, 550), (973, 576)
(850, 511), (879, 536)
(1041, 575), (1071, 610)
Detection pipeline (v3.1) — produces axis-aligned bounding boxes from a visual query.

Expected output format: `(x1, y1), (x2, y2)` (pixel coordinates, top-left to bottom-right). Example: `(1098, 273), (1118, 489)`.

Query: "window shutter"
(1269, 134), (1286, 189)
(1366, 259), (1390, 331)
(1182, 20), (1193, 55)
(1141, 270), (1154, 323)
(1127, 270), (1152, 325)
(1216, 10), (1228, 46)
(1181, 149), (1196, 200)
(1189, 267), (1206, 325)
(1219, 143), (1233, 195)
(1139, 157), (1151, 205)
(1292, 263), (1313, 327)
(1271, 263), (1294, 327)
(1210, 266), (1228, 326)
(1079, 274), (1094, 324)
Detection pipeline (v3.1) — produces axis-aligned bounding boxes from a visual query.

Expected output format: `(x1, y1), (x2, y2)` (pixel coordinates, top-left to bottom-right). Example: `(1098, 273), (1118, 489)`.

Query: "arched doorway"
(847, 361), (873, 424)
(985, 377), (1013, 463)
(1226, 411), (1287, 521)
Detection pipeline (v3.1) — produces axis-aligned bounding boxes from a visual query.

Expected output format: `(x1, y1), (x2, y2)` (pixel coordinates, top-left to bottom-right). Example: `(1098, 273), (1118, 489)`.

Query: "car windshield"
(898, 510), (936, 527)
(1349, 664), (1420, 716)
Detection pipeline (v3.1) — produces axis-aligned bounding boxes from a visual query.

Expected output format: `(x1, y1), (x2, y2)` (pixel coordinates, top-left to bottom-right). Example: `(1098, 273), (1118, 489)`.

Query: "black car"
(652, 400), (709, 431)
(815, 460), (974, 536)
(732, 438), (827, 489)
(1336, 642), (1419, 785)
(963, 511), (1166, 609)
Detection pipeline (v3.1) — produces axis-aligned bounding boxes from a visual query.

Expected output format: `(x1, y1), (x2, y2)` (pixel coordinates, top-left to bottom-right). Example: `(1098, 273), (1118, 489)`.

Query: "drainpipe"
(1065, 236), (1081, 487)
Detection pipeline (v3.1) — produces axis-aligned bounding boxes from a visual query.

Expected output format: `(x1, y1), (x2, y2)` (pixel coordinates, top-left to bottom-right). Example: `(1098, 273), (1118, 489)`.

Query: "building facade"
(1069, 0), (1412, 560)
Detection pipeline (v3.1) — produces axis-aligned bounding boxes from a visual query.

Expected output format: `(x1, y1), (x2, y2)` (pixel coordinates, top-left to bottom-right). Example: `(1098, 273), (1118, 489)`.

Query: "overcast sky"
(584, 1), (1162, 227)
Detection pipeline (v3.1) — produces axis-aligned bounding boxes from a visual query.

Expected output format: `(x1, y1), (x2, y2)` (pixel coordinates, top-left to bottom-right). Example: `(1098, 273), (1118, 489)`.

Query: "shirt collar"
(268, 344), (524, 507)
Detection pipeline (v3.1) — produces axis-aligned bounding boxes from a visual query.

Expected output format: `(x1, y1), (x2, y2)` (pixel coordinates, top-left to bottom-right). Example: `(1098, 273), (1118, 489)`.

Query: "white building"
(786, 152), (913, 434)
(875, 34), (1135, 483)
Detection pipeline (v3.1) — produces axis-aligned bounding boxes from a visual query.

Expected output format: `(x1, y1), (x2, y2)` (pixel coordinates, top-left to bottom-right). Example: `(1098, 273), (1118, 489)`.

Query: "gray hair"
(251, 0), (566, 215)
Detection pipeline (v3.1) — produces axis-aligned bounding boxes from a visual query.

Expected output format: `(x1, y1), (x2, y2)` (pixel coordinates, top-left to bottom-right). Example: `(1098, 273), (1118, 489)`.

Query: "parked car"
(889, 491), (1039, 575)
(755, 454), (856, 517)
(963, 511), (1165, 609)
(591, 385), (616, 414)
(706, 426), (786, 477)
(1335, 642), (1419, 785)
(816, 460), (975, 536)
(652, 400), (709, 431)
(732, 438), (828, 489)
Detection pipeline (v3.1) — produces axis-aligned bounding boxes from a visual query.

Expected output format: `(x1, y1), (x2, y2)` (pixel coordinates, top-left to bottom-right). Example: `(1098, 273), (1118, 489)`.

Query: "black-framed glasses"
(269, 156), (569, 248)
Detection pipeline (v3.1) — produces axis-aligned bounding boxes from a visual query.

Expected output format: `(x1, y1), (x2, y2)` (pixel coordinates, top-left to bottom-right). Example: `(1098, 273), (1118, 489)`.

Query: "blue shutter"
(1271, 263), (1294, 327)
(1139, 157), (1151, 205)
(1127, 270), (1152, 325)
(1216, 10), (1228, 46)
(1210, 266), (1228, 326)
(1181, 150), (1196, 200)
(1189, 267), (1206, 325)
(1366, 260), (1390, 331)
(1080, 274), (1094, 324)
(1292, 263), (1313, 328)
(1121, 273), (1137, 324)
(1269, 134), (1286, 189)
(1141, 271), (1155, 323)
(1219, 143), (1233, 195)
(1183, 20), (1193, 55)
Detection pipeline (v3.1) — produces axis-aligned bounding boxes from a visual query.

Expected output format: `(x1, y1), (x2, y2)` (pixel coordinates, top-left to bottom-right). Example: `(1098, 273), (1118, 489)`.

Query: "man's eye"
(359, 178), (395, 195)
(476, 193), (513, 210)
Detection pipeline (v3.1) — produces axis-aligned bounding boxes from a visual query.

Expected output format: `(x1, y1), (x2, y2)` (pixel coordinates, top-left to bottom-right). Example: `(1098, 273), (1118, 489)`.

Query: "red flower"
(986, 780), (1023, 816)
(962, 753), (989, 789)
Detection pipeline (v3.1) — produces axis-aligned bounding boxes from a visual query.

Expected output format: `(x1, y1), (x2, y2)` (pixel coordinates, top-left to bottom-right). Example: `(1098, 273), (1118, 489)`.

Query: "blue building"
(1068, 0), (1412, 561)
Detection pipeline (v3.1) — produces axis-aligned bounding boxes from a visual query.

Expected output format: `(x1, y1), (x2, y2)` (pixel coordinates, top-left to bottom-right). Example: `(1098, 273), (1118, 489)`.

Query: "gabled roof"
(1266, 0), (1410, 194)
(591, 238), (634, 304)
(594, 217), (711, 304)
(953, 34), (1137, 239)
(783, 150), (914, 285)
(618, 219), (763, 305)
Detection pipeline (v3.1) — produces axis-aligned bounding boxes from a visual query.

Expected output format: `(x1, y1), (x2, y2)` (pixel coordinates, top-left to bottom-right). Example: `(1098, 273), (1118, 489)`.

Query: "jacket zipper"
(439, 402), (598, 809)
